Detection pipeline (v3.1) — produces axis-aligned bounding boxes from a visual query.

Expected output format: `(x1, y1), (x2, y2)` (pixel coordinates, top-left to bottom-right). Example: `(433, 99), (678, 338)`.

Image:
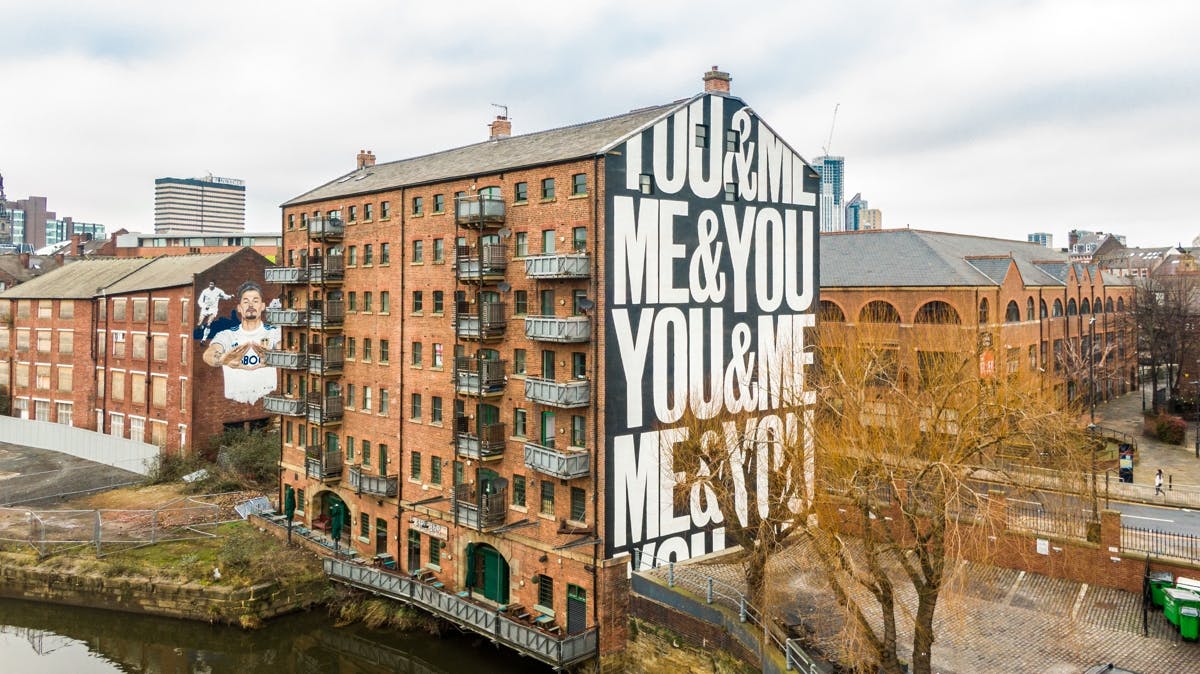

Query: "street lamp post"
(1089, 318), (1097, 425)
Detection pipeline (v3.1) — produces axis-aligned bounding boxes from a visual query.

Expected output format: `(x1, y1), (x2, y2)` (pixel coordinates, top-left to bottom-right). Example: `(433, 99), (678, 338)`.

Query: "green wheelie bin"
(1163, 588), (1200, 627)
(1180, 606), (1200, 641)
(1149, 571), (1174, 607)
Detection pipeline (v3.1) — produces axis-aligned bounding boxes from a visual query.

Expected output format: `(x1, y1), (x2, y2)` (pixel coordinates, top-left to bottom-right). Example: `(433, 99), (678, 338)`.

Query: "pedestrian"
(1155, 468), (1164, 496)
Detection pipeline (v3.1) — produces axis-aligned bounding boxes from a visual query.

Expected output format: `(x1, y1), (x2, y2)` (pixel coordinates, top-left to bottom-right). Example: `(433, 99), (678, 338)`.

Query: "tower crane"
(821, 103), (840, 156)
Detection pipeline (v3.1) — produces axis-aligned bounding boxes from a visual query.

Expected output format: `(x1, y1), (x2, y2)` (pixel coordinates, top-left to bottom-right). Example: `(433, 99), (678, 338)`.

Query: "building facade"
(271, 69), (818, 659)
(0, 250), (276, 454)
(110, 230), (280, 260)
(154, 175), (247, 235)
(813, 155), (844, 232)
(1027, 232), (1053, 248)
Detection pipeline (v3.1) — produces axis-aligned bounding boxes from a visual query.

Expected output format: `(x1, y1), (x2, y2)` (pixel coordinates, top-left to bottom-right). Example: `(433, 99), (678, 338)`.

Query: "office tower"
(155, 175), (246, 235)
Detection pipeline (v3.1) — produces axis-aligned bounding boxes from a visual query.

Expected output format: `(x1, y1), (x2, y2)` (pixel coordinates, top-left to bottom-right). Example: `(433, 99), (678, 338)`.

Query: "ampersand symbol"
(689, 210), (725, 303)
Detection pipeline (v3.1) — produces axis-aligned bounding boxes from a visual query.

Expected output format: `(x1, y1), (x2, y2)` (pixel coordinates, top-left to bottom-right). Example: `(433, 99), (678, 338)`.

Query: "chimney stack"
(357, 149), (376, 170)
(18, 253), (29, 269)
(489, 116), (512, 140)
(703, 65), (731, 93)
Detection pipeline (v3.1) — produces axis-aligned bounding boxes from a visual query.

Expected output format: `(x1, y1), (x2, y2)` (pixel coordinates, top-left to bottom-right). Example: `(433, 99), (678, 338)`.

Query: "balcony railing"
(308, 300), (346, 328)
(524, 315), (590, 343)
(263, 349), (307, 369)
(265, 266), (308, 284)
(455, 194), (506, 227)
(454, 416), (507, 460)
(309, 216), (345, 240)
(454, 482), (508, 530)
(348, 465), (398, 497)
(263, 394), (305, 416)
(456, 244), (508, 281)
(524, 376), (589, 408)
(455, 357), (507, 396)
(264, 307), (307, 326)
(524, 441), (590, 480)
(455, 301), (507, 340)
(308, 344), (345, 374)
(307, 255), (345, 283)
(324, 559), (597, 670)
(307, 393), (344, 424)
(305, 444), (343, 480)
(525, 253), (590, 279)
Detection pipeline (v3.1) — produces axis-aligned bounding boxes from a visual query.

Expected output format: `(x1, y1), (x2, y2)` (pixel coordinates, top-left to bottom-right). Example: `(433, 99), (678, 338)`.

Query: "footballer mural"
(198, 280), (280, 404)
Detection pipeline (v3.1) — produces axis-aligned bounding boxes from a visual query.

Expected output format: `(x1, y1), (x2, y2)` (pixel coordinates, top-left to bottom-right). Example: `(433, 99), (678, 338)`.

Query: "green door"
(478, 545), (510, 603)
(541, 411), (556, 448)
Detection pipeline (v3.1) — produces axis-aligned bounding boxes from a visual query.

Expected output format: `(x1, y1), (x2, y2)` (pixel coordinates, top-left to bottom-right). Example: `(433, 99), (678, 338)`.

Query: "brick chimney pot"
(703, 65), (731, 93)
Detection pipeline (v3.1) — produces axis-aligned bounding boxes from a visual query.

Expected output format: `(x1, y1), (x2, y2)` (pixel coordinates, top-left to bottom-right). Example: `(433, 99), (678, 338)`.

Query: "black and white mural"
(604, 94), (819, 563)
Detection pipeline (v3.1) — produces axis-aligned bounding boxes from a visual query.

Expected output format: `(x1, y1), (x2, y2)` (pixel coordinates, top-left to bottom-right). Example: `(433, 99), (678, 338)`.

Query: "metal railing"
(524, 315), (589, 343)
(1005, 502), (1093, 539)
(455, 301), (507, 339)
(524, 376), (589, 408)
(524, 253), (590, 279)
(348, 465), (398, 497)
(324, 558), (597, 669)
(1122, 525), (1200, 562)
(455, 243), (508, 280)
(523, 441), (590, 479)
(454, 194), (506, 226)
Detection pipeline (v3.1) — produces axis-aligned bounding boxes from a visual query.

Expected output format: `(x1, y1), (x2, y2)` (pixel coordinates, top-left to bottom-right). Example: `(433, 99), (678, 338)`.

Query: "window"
(37, 301), (51, 319)
(571, 173), (587, 195)
(56, 402), (73, 426)
(639, 174), (653, 195)
(513, 475), (526, 508)
(515, 232), (528, 257)
(132, 299), (148, 322)
(15, 329), (29, 352)
(152, 376), (167, 407)
(514, 349), (526, 374)
(432, 343), (443, 368)
(412, 291), (423, 313)
(542, 229), (556, 254)
(573, 289), (587, 315)
(572, 415), (586, 446)
(540, 481), (555, 516)
(363, 292), (373, 313)
(570, 487), (586, 522)
(537, 575), (554, 610)
(111, 371), (125, 400)
(380, 339), (389, 363)
(431, 396), (442, 424)
(16, 300), (30, 318)
(410, 451), (422, 480)
(514, 408), (527, 437)
(346, 383), (355, 407)
(34, 365), (50, 390)
(348, 292), (358, 311)
(381, 201), (390, 219)
(514, 182), (528, 202)
(348, 205), (357, 222)
(431, 456), (442, 485)
(364, 203), (373, 220)
(379, 388), (389, 414)
(412, 342), (423, 366)
(380, 291), (390, 314)
(572, 352), (586, 378)
(288, 214), (295, 229)
(725, 129), (740, 152)
(378, 444), (388, 474)
(412, 240), (424, 263)
(380, 242), (390, 264)
(57, 366), (73, 391)
(432, 291), (444, 314)
(58, 301), (74, 319)
(433, 194), (445, 213)
(36, 330), (51, 354)
(347, 337), (357, 359)
(360, 513), (370, 538)
(723, 182), (737, 202)
(14, 363), (28, 387)
(363, 244), (373, 265)
(131, 373), (145, 404)
(541, 178), (555, 200)
(59, 331), (73, 355)
(347, 246), (357, 265)
(153, 335), (168, 361)
(346, 435), (354, 460)
(429, 538), (442, 567)
(411, 393), (422, 420)
(113, 299), (126, 320)
(362, 439), (371, 466)
(695, 123), (709, 148)
(132, 334), (147, 360)
(514, 290), (528, 315)
(362, 386), (372, 411)
(112, 332), (126, 358)
(152, 299), (168, 322)
(34, 400), (49, 422)
(572, 227), (586, 252)
(433, 238), (445, 263)
(412, 196), (424, 215)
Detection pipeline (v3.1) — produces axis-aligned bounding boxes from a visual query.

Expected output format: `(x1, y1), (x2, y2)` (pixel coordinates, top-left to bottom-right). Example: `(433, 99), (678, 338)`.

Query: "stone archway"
(465, 542), (510, 604)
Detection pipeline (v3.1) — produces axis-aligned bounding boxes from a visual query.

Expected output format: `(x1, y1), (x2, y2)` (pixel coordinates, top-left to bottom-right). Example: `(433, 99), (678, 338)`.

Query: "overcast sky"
(2, 0), (1197, 248)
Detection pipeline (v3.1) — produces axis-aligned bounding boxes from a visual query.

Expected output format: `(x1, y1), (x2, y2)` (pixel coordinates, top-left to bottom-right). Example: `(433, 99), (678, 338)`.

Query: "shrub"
(1154, 414), (1187, 445)
(216, 428), (281, 489)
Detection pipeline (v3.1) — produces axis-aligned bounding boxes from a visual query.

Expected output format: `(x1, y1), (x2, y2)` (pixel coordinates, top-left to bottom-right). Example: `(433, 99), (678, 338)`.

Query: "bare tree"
(1134, 272), (1200, 410)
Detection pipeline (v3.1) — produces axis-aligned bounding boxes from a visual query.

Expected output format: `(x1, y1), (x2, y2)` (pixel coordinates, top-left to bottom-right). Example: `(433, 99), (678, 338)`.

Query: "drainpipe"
(145, 291), (152, 419)
(589, 155), (601, 636)
(100, 289), (109, 433)
(397, 187), (406, 561)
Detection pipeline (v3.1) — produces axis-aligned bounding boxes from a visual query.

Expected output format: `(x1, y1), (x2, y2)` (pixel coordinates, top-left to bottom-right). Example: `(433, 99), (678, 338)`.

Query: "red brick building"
(819, 229), (1138, 409)
(273, 68), (820, 661)
(0, 249), (277, 454)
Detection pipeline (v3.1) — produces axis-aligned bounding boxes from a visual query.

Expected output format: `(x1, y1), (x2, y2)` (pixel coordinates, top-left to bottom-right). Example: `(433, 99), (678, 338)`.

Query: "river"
(0, 597), (552, 673)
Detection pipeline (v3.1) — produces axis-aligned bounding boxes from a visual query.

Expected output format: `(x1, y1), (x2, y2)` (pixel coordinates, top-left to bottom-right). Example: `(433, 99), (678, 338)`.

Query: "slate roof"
(820, 229), (1129, 289)
(0, 253), (237, 299)
(282, 101), (688, 206)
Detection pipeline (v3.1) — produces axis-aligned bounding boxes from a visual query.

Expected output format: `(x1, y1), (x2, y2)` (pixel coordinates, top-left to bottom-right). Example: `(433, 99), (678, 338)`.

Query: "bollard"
(668, 561), (675, 587)
(707, 577), (714, 604)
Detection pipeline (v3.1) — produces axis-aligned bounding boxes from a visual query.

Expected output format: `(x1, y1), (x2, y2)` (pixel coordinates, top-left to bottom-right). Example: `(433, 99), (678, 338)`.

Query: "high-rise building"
(813, 155), (844, 232)
(154, 175), (246, 235)
(1027, 232), (1053, 248)
(845, 192), (866, 231)
(862, 207), (882, 230)
(45, 218), (105, 248)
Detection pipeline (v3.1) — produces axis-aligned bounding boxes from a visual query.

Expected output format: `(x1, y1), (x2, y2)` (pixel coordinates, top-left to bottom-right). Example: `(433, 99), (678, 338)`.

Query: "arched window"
(915, 301), (961, 324)
(1117, 297), (1125, 312)
(1026, 297), (1035, 321)
(1053, 299), (1064, 317)
(860, 300), (901, 324)
(1067, 299), (1077, 316)
(1040, 299), (1048, 318)
(1105, 298), (1114, 313)
(818, 300), (845, 322)
(978, 298), (990, 324)
(1081, 298), (1091, 314)
(1094, 297), (1103, 313)
(1005, 300), (1021, 323)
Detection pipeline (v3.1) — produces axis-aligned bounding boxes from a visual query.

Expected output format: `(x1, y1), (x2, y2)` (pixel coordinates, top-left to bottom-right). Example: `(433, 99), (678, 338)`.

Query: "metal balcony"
(308, 300), (345, 329)
(264, 307), (307, 326)
(523, 376), (589, 408)
(455, 194), (505, 228)
(305, 444), (343, 481)
(453, 482), (508, 531)
(454, 357), (507, 396)
(265, 266), (308, 284)
(308, 255), (345, 283)
(263, 349), (307, 369)
(454, 416), (506, 461)
(525, 253), (590, 279)
(324, 559), (598, 670)
(263, 394), (305, 416)
(455, 301), (507, 340)
(309, 216), (345, 241)
(348, 465), (398, 497)
(524, 442), (590, 480)
(456, 244), (508, 281)
(524, 315), (590, 343)
(307, 393), (344, 425)
(308, 344), (345, 374)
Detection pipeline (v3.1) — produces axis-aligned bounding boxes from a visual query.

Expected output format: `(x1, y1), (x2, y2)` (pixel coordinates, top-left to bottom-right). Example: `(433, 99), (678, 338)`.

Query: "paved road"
(0, 441), (140, 506)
